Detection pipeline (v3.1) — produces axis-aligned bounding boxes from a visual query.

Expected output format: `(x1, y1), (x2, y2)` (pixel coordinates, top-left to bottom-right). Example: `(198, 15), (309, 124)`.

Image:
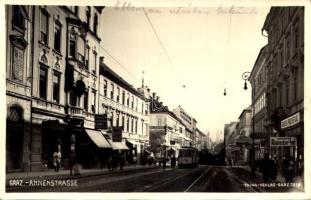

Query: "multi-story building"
(6, 5), (33, 172)
(236, 106), (252, 164)
(98, 60), (150, 164)
(224, 122), (239, 165)
(6, 5), (105, 171)
(262, 7), (304, 175)
(173, 105), (197, 147)
(249, 45), (269, 159)
(149, 93), (190, 159)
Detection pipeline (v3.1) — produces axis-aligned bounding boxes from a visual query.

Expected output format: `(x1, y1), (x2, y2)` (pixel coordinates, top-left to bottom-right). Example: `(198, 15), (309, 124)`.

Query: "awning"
(107, 139), (129, 150)
(127, 139), (140, 146)
(85, 129), (112, 148)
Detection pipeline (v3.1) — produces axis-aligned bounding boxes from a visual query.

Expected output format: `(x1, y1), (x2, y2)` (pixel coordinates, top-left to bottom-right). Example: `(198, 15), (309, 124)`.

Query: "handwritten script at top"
(114, 2), (261, 15)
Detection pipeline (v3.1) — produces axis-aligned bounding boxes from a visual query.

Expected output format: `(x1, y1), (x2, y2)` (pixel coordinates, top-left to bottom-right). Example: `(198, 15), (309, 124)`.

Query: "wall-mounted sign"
(281, 112), (300, 129)
(112, 126), (123, 142)
(95, 114), (108, 129)
(270, 137), (296, 147)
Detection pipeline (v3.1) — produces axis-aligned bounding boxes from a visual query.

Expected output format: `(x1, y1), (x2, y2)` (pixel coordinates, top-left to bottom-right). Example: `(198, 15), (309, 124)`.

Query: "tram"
(178, 146), (198, 168)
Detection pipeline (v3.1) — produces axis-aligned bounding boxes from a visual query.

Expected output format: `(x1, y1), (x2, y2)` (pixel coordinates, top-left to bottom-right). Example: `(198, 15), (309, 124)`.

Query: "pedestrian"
(259, 153), (273, 183)
(53, 149), (61, 172)
(286, 157), (295, 183)
(119, 153), (125, 170)
(162, 156), (166, 169)
(270, 157), (278, 182)
(133, 155), (137, 166)
(171, 155), (176, 168)
(107, 155), (113, 171)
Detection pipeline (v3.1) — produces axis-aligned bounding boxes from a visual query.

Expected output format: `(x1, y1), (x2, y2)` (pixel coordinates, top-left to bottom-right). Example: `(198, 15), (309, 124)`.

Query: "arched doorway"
(6, 105), (24, 171)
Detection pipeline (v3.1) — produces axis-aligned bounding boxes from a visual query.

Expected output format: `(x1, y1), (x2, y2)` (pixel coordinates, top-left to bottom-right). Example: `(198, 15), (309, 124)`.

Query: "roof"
(100, 62), (147, 101)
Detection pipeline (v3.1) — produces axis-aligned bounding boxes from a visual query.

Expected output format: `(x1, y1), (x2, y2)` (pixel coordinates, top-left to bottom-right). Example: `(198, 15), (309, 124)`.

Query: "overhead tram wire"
(99, 45), (141, 85)
(142, 7), (184, 86)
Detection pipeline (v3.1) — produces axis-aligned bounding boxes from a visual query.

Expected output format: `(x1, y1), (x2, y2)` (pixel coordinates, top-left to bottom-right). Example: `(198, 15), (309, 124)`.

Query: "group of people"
(107, 153), (126, 171)
(252, 153), (295, 183)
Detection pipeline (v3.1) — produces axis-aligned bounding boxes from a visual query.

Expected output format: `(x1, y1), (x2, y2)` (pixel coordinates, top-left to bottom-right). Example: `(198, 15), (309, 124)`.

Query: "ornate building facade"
(262, 7), (304, 175)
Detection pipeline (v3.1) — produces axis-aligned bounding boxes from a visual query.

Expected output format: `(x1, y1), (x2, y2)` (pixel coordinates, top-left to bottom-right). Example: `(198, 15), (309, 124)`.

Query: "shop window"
(8, 106), (23, 122)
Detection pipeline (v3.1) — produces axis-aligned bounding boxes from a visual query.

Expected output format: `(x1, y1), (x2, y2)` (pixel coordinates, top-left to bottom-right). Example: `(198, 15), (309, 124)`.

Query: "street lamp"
(242, 71), (256, 167)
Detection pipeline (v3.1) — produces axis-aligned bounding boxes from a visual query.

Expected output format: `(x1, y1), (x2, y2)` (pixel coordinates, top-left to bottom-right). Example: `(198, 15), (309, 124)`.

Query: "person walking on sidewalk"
(270, 157), (278, 182)
(171, 155), (176, 169)
(259, 153), (274, 183)
(53, 149), (62, 172)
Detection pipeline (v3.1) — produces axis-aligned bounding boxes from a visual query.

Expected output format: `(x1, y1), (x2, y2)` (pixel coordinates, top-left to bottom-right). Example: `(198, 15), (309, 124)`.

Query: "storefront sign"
(281, 113), (300, 129)
(95, 114), (108, 129)
(270, 137), (296, 147)
(112, 126), (123, 142)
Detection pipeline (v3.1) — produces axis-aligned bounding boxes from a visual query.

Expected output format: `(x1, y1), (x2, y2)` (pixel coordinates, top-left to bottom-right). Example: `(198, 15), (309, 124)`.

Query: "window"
(69, 40), (76, 58)
(131, 118), (134, 133)
(70, 92), (77, 106)
(53, 73), (60, 103)
(141, 102), (144, 113)
(111, 113), (114, 127)
(110, 84), (114, 99)
(93, 14), (98, 35)
(86, 46), (90, 69)
(294, 28), (299, 50)
(294, 77), (298, 100)
(12, 6), (25, 31)
(39, 67), (48, 99)
(122, 116), (125, 128)
(116, 114), (119, 127)
(131, 96), (134, 109)
(40, 9), (49, 44)
(116, 87), (120, 102)
(103, 80), (107, 97)
(86, 7), (91, 27)
(54, 22), (61, 52)
(77, 36), (85, 64)
(74, 6), (79, 15)
(12, 46), (24, 81)
(141, 120), (144, 135)
(8, 106), (23, 122)
(127, 93), (130, 106)
(279, 84), (283, 107)
(122, 91), (125, 104)
(158, 118), (161, 126)
(286, 84), (289, 106)
(179, 127), (182, 133)
(93, 51), (97, 74)
(135, 120), (137, 133)
(83, 91), (88, 111)
(126, 117), (129, 132)
(91, 91), (96, 113)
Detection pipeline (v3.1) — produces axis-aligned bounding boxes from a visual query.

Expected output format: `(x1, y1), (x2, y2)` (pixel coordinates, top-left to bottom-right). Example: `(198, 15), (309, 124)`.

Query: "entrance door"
(6, 106), (24, 171)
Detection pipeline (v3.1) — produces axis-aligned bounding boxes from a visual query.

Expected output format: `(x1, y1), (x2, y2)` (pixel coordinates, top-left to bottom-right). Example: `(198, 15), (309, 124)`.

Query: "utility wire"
(142, 7), (183, 85)
(99, 45), (140, 84)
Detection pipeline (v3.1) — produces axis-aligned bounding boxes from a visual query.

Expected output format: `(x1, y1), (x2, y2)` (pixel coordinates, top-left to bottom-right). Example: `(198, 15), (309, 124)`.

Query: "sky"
(99, 5), (270, 141)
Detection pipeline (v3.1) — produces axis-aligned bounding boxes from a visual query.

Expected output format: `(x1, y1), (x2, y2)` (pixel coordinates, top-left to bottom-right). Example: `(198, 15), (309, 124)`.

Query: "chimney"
(99, 56), (104, 64)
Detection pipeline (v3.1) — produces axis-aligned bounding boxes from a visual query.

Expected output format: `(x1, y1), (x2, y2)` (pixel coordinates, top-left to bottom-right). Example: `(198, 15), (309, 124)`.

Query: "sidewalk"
(231, 165), (304, 192)
(6, 164), (157, 183)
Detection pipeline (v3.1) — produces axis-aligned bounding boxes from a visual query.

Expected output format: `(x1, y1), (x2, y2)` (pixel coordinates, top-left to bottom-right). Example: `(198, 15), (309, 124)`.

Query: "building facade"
(262, 7), (304, 175)
(224, 122), (239, 166)
(6, 5), (105, 172)
(6, 5), (33, 172)
(99, 61), (150, 164)
(149, 93), (190, 159)
(236, 106), (252, 164)
(173, 105), (197, 147)
(249, 45), (269, 160)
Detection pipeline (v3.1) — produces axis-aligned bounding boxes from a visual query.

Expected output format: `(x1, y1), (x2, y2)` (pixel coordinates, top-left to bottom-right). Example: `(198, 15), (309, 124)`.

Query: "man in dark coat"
(259, 153), (274, 183)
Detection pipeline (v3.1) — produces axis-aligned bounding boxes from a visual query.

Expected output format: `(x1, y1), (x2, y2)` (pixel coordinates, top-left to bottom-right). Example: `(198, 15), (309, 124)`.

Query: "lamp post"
(242, 72), (256, 167)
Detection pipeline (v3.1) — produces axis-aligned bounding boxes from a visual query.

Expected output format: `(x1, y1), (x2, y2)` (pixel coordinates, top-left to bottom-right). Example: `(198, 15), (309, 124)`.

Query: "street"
(6, 166), (303, 192)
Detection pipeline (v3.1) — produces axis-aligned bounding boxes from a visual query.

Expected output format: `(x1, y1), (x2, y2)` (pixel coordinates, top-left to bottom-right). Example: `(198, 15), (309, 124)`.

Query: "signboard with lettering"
(270, 137), (296, 147)
(281, 112), (300, 129)
(95, 114), (108, 129)
(112, 126), (123, 142)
